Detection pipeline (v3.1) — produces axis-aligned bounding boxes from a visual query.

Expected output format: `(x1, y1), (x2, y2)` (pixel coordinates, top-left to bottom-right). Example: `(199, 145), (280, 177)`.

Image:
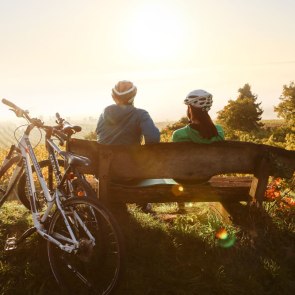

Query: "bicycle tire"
(17, 159), (65, 210)
(0, 156), (22, 207)
(47, 197), (125, 295)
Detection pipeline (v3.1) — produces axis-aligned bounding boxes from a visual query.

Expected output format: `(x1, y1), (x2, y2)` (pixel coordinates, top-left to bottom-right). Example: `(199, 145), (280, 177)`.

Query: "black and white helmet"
(184, 89), (213, 112)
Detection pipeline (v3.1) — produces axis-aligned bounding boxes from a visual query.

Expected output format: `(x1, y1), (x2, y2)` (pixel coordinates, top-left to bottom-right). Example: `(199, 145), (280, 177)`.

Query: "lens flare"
(215, 228), (228, 240)
(178, 185), (184, 192)
(171, 184), (184, 196)
(215, 228), (236, 248)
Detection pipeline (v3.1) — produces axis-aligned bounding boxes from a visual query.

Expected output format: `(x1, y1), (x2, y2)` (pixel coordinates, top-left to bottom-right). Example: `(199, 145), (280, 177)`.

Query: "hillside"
(0, 119), (173, 149)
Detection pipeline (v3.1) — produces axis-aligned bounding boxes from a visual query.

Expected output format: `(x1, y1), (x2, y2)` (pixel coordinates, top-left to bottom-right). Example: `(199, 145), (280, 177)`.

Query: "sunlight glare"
(125, 3), (185, 62)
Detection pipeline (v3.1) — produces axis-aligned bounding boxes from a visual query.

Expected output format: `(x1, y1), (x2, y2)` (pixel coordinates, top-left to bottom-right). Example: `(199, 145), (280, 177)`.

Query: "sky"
(0, 0), (294, 122)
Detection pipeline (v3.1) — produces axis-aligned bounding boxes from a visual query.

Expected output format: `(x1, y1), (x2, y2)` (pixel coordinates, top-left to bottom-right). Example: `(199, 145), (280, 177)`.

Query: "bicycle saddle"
(62, 122), (82, 135)
(60, 151), (91, 167)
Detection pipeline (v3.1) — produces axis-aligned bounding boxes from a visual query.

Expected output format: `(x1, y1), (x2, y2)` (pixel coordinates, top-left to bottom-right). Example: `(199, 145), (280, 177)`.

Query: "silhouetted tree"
(274, 81), (295, 127)
(217, 84), (263, 132)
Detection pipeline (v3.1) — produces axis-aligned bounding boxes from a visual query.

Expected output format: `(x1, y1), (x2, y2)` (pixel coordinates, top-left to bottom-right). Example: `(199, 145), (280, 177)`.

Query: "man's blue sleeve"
(140, 111), (160, 143)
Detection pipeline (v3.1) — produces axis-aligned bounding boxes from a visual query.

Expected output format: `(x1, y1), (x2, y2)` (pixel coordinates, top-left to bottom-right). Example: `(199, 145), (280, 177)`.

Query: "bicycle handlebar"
(2, 98), (19, 110)
(2, 98), (30, 120)
(2, 98), (79, 143)
(55, 112), (82, 135)
(52, 128), (68, 141)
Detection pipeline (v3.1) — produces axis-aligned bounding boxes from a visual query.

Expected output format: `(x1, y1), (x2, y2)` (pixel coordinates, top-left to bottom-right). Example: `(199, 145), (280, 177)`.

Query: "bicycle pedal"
(5, 237), (17, 251)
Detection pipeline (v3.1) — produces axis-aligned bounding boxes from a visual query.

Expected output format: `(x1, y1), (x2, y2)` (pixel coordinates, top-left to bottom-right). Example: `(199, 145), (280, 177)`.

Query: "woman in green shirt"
(172, 89), (224, 212)
(172, 89), (224, 143)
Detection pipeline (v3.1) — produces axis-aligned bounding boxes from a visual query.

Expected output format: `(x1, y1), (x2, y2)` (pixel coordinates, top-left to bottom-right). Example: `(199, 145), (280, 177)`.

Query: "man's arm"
(139, 111), (160, 143)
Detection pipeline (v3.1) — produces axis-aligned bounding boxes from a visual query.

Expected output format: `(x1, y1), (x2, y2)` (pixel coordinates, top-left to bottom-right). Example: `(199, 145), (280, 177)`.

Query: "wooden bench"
(68, 139), (295, 208)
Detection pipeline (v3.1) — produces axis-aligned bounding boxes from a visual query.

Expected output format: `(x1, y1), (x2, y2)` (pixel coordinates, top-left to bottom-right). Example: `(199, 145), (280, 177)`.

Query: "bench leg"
(212, 202), (232, 224)
(249, 156), (271, 207)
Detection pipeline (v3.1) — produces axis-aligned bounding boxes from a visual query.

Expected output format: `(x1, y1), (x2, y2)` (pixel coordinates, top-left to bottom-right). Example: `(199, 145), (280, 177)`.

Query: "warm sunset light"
(124, 2), (186, 62)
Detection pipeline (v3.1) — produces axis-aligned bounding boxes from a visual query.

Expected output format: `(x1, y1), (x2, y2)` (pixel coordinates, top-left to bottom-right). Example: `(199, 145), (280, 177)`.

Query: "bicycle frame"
(44, 130), (97, 248)
(45, 131), (91, 199)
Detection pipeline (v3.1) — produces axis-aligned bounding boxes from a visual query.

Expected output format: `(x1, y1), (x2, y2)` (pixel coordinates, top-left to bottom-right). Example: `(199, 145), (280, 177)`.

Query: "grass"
(0, 201), (294, 295)
(0, 202), (52, 295)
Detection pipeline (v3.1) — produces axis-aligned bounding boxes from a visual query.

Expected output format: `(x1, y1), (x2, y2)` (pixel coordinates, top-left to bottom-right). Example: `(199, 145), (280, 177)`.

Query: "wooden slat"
(109, 183), (250, 203)
(69, 139), (295, 180)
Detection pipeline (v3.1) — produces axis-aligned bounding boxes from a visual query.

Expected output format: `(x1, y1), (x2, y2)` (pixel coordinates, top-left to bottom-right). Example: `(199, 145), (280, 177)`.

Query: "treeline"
(161, 81), (295, 150)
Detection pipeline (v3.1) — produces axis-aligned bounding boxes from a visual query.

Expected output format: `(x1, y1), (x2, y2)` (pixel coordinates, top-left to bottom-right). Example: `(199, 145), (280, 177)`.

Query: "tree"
(274, 81), (295, 127)
(217, 84), (263, 133)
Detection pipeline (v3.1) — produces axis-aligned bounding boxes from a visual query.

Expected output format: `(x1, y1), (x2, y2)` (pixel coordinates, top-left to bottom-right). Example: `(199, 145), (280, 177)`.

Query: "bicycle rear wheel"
(47, 197), (125, 295)
(0, 156), (22, 207)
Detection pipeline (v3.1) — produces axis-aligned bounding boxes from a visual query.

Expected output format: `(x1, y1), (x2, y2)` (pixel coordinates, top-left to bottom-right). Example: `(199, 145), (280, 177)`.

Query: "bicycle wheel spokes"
(48, 198), (124, 295)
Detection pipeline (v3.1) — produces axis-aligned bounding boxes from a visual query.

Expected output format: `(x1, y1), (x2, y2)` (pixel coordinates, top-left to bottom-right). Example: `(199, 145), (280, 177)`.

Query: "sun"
(124, 3), (186, 63)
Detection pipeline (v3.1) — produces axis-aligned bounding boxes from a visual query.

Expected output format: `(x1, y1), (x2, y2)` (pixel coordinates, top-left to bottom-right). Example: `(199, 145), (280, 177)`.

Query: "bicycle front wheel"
(47, 197), (125, 295)
(0, 156), (22, 207)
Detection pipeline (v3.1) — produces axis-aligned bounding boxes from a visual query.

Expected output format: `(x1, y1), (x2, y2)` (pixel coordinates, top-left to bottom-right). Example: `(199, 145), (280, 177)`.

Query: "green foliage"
(217, 84), (263, 133)
(274, 81), (295, 128)
(160, 117), (188, 142)
(259, 125), (295, 151)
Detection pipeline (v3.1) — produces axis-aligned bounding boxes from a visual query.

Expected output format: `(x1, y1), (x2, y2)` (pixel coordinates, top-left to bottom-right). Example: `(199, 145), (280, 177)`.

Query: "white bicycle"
(0, 98), (125, 294)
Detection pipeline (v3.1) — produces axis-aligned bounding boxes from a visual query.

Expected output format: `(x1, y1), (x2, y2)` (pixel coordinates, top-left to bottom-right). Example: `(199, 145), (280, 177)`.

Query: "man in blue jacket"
(96, 80), (160, 145)
(96, 80), (160, 212)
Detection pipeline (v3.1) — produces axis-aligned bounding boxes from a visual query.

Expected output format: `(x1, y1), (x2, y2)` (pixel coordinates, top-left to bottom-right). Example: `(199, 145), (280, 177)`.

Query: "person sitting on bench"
(172, 89), (225, 211)
(96, 80), (160, 213)
(96, 80), (160, 145)
(172, 89), (224, 143)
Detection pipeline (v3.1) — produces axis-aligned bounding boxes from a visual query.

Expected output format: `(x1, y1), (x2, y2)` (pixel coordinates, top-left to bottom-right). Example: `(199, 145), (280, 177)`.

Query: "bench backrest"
(68, 139), (294, 205)
(69, 139), (295, 180)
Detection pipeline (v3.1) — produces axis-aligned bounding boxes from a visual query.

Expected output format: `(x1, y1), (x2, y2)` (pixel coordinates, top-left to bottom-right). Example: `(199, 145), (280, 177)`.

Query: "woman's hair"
(187, 105), (218, 139)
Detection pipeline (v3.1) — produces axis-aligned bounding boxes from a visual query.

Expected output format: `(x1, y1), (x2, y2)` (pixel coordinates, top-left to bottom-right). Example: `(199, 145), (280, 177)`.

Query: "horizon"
(0, 92), (285, 122)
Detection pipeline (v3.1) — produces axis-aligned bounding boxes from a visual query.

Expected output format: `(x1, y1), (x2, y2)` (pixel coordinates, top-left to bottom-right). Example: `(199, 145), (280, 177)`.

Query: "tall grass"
(0, 201), (294, 295)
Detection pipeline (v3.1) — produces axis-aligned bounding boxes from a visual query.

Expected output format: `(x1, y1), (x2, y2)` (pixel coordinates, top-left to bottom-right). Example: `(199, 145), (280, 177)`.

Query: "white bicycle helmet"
(112, 80), (137, 104)
(184, 89), (213, 112)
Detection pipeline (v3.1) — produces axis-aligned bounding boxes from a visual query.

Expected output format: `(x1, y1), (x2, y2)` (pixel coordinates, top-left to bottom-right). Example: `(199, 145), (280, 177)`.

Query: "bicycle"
(0, 98), (125, 294)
